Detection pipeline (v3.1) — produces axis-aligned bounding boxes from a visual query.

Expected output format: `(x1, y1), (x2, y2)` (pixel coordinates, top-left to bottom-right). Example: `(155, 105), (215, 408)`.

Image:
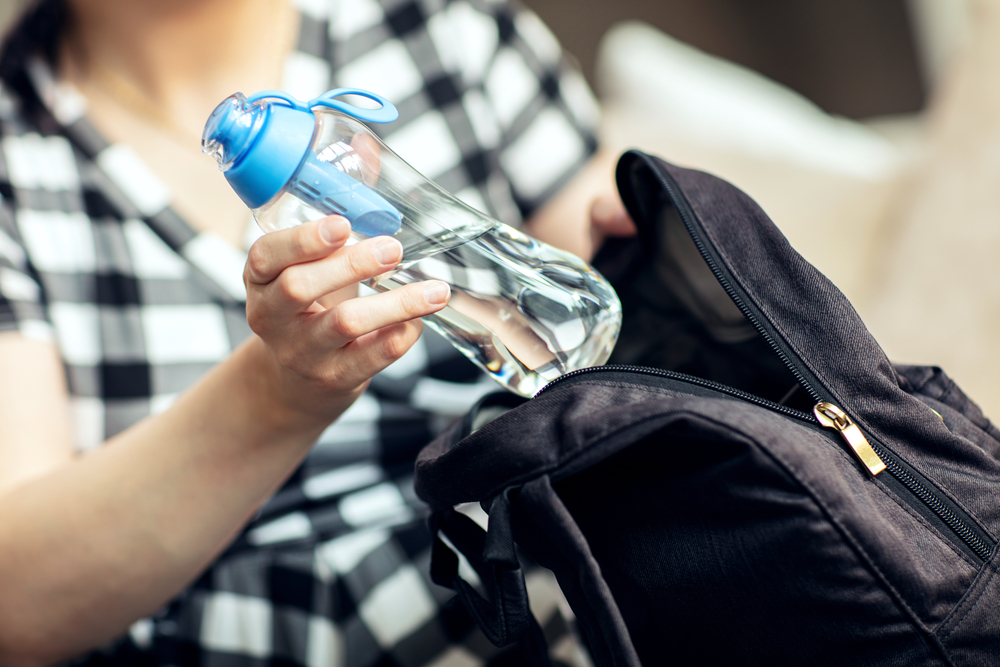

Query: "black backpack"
(414, 151), (1000, 666)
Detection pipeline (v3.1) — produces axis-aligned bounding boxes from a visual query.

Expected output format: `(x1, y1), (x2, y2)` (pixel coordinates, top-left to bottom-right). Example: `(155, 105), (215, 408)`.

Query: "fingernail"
(319, 217), (348, 244)
(424, 281), (450, 305)
(373, 237), (401, 265)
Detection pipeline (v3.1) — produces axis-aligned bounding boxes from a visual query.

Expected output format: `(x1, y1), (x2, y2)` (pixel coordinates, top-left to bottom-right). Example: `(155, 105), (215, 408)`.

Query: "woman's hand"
(244, 215), (450, 421)
(523, 150), (636, 261)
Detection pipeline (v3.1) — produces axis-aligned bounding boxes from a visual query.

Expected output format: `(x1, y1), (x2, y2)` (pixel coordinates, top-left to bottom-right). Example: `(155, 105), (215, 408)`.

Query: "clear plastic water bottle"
(202, 88), (621, 396)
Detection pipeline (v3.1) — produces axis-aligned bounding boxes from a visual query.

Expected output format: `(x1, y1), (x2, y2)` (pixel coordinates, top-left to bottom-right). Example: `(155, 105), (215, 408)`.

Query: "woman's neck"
(55, 0), (301, 248)
(60, 0), (298, 137)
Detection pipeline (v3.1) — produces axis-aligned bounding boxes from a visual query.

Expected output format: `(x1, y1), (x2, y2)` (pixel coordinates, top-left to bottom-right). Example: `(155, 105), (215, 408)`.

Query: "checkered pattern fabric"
(0, 0), (599, 665)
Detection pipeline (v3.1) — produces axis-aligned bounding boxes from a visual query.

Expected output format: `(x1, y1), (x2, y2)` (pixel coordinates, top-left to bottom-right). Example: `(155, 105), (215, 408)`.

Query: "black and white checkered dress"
(0, 0), (599, 664)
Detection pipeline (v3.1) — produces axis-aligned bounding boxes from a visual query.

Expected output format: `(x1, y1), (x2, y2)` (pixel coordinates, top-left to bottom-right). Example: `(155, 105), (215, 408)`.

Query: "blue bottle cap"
(202, 89), (398, 209)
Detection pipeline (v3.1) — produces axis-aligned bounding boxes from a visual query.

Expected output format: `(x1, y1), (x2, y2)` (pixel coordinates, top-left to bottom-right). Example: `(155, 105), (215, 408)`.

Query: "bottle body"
(368, 223), (619, 396)
(249, 105), (620, 396)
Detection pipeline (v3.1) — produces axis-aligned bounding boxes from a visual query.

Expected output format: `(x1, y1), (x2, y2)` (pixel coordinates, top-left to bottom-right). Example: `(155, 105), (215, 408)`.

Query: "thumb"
(590, 193), (637, 237)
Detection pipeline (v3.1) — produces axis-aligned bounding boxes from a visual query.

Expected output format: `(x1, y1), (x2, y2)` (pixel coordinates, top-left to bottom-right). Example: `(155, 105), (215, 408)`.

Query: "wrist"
(235, 336), (361, 436)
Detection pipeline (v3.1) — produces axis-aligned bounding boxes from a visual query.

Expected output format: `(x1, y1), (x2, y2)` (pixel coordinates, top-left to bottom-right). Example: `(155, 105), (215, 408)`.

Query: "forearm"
(0, 337), (337, 665)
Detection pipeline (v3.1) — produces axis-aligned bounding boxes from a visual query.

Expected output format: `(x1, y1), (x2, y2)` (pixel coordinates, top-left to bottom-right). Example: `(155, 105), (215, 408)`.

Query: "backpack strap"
(429, 489), (553, 666)
(517, 475), (643, 667)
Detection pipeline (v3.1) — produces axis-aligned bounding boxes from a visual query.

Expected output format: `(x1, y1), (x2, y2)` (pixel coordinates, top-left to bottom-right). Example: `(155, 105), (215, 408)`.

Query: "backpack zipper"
(813, 403), (886, 476)
(539, 364), (994, 564)
(538, 363), (815, 422)
(541, 367), (876, 476)
(563, 160), (995, 564)
(815, 400), (992, 561)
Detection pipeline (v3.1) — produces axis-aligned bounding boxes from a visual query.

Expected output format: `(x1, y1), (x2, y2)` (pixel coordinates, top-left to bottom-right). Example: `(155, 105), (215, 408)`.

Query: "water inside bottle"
(366, 224), (620, 397)
(243, 111), (620, 395)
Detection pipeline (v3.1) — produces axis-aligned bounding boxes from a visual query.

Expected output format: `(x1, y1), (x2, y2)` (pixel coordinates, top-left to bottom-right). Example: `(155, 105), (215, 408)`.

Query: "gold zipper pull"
(813, 402), (886, 476)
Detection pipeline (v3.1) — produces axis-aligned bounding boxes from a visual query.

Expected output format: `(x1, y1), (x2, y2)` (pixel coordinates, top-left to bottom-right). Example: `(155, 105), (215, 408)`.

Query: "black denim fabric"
(415, 152), (1000, 665)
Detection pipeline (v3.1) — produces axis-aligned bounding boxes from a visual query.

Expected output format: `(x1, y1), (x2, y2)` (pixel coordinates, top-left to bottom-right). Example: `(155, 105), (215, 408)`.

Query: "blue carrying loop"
(245, 88), (399, 124)
(245, 89), (311, 112)
(308, 88), (399, 124)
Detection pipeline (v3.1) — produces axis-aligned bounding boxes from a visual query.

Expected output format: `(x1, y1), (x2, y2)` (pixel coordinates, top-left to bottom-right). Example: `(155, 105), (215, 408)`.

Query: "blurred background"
(0, 0), (969, 119)
(3, 0), (998, 417)
(526, 0), (949, 119)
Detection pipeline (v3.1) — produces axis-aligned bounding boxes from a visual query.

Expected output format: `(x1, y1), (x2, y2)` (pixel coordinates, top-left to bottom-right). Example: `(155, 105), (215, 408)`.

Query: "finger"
(267, 235), (404, 313)
(245, 216), (351, 286)
(590, 194), (637, 238)
(350, 133), (382, 187)
(326, 320), (425, 388)
(310, 280), (449, 351)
